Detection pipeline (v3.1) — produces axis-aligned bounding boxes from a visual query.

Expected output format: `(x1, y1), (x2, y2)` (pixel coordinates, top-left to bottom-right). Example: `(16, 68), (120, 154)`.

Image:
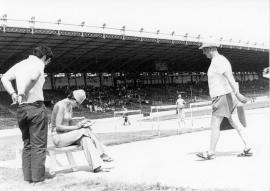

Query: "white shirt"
(3, 55), (45, 103)
(207, 54), (233, 98)
(176, 98), (185, 109)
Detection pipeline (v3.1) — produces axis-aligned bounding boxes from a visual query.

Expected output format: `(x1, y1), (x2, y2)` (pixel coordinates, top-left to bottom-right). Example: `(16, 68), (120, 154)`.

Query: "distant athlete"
(176, 94), (186, 129)
(122, 106), (131, 126)
(123, 113), (131, 126)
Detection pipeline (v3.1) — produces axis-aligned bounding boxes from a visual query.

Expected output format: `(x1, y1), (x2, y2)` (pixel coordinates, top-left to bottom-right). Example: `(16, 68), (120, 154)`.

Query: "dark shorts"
(212, 93), (237, 118)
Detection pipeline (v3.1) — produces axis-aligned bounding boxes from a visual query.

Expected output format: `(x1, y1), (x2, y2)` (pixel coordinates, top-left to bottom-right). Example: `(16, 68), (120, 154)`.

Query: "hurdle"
(189, 101), (212, 128)
(150, 104), (179, 135)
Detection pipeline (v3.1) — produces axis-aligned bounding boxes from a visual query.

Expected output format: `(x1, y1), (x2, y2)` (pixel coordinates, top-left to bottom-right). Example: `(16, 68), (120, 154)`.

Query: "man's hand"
(82, 120), (95, 128)
(76, 119), (94, 128)
(17, 95), (24, 104)
(16, 94), (26, 105)
(76, 120), (87, 128)
(81, 120), (95, 130)
(235, 92), (249, 104)
(11, 92), (18, 105)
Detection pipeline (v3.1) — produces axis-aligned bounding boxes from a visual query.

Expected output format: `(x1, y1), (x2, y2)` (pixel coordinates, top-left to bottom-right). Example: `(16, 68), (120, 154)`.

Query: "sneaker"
(101, 154), (114, 162)
(237, 148), (253, 157)
(196, 151), (215, 160)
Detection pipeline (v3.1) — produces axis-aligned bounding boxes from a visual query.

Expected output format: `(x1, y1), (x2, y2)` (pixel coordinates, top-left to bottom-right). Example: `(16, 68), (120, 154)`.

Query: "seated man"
(51, 90), (113, 173)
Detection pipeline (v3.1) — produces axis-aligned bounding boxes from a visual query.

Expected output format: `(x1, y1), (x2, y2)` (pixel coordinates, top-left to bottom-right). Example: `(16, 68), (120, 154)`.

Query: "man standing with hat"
(196, 41), (252, 160)
(1, 45), (53, 182)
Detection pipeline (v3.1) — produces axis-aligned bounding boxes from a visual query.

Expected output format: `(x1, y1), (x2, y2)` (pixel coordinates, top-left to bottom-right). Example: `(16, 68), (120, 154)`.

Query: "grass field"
(1, 167), (232, 191)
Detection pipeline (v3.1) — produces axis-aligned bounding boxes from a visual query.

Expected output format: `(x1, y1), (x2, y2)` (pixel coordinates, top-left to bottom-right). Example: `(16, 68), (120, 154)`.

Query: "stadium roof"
(0, 25), (269, 74)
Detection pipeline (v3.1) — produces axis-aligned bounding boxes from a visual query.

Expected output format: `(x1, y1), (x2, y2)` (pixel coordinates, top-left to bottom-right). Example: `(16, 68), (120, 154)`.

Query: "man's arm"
(1, 74), (16, 95)
(223, 72), (248, 103)
(1, 71), (18, 103)
(69, 117), (86, 126)
(223, 71), (237, 92)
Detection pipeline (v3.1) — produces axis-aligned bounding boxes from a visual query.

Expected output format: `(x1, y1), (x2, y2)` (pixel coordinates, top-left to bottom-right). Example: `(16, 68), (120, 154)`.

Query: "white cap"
(73, 89), (86, 104)
(199, 42), (220, 49)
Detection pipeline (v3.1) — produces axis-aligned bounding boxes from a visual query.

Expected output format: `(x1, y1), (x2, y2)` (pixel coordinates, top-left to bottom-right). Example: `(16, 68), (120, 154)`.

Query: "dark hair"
(67, 92), (75, 100)
(33, 45), (53, 61)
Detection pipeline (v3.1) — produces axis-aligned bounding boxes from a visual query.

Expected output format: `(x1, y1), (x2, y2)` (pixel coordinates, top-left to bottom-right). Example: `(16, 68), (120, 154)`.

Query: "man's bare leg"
(209, 115), (224, 154)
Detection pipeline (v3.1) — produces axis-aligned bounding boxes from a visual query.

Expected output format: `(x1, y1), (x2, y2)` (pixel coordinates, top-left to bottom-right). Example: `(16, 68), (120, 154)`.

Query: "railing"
(0, 14), (268, 50)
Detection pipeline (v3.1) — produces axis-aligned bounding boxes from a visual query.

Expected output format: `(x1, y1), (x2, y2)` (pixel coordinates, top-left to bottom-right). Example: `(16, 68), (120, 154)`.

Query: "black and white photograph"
(0, 0), (269, 190)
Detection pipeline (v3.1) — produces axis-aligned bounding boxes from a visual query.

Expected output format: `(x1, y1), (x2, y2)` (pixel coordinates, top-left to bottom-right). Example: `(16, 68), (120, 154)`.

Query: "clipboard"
(220, 106), (247, 131)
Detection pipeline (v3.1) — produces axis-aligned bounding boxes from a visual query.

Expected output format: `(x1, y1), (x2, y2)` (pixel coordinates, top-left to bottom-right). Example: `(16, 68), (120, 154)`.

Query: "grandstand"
(0, 17), (269, 128)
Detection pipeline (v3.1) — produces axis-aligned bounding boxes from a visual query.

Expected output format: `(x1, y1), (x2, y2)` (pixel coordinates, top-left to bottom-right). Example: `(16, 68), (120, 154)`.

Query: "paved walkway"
(1, 107), (269, 190)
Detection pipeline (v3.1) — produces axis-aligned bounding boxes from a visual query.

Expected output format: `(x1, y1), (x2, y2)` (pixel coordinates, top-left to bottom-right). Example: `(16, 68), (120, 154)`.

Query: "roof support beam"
(53, 37), (95, 63)
(1, 33), (28, 67)
(2, 34), (52, 66)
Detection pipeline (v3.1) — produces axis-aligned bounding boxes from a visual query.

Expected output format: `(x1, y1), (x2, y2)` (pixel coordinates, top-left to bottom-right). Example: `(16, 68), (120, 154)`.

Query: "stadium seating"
(0, 78), (269, 129)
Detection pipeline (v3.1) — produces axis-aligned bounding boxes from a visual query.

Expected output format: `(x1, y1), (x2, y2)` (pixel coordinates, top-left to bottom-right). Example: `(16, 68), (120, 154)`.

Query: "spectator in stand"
(50, 90), (112, 173)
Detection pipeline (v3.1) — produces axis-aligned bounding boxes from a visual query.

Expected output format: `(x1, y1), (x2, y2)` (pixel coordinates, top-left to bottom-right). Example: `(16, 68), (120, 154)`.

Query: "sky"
(0, 0), (269, 46)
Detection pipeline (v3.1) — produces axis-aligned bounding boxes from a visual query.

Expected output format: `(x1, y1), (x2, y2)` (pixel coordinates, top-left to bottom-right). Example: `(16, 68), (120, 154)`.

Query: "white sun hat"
(199, 42), (220, 49)
(73, 89), (86, 104)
